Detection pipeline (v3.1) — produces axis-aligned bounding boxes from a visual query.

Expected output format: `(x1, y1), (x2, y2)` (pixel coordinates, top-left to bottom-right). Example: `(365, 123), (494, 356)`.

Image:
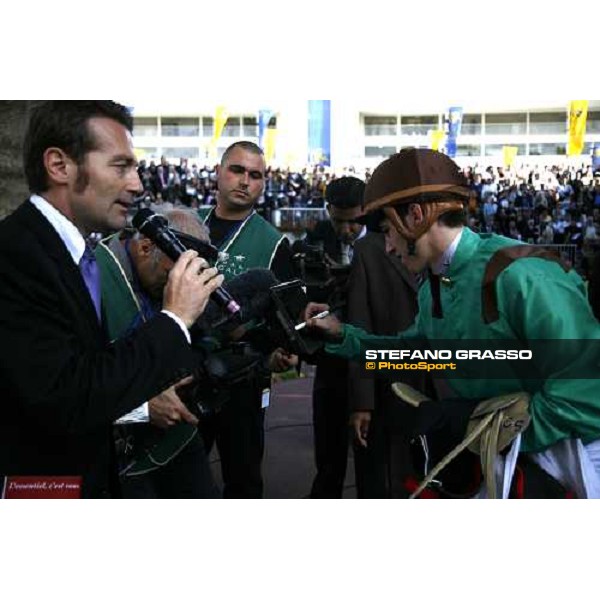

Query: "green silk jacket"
(327, 228), (600, 453)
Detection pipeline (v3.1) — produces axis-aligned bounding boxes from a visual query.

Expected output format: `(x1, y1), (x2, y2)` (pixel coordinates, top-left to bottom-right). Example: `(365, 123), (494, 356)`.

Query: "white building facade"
(129, 100), (600, 169)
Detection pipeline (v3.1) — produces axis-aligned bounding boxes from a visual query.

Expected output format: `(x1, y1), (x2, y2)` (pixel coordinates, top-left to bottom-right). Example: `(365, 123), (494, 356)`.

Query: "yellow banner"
(264, 127), (277, 163)
(567, 100), (588, 156)
(431, 129), (445, 151)
(503, 146), (518, 168)
(211, 105), (229, 145)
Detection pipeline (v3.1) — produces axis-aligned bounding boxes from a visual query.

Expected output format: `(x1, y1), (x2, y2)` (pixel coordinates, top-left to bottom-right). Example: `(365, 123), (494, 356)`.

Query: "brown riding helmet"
(364, 148), (472, 243)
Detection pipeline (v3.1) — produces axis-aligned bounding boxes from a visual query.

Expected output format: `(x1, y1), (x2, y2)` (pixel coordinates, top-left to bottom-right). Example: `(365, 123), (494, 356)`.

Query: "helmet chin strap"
(383, 200), (465, 256)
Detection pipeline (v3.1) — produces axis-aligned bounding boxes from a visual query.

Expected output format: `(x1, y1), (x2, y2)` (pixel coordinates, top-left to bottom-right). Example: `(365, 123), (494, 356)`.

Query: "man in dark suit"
(346, 216), (424, 497)
(0, 101), (223, 498)
(304, 178), (366, 266)
(302, 176), (367, 498)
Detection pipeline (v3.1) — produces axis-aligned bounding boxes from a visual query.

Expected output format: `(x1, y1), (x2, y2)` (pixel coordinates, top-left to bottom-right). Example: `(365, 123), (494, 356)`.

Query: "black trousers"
(120, 433), (220, 499)
(201, 381), (266, 499)
(352, 404), (412, 499)
(310, 372), (350, 499)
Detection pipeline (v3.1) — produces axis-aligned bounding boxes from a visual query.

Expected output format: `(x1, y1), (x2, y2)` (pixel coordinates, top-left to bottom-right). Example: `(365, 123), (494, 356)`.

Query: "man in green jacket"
(96, 208), (219, 498)
(198, 141), (296, 498)
(302, 148), (600, 498)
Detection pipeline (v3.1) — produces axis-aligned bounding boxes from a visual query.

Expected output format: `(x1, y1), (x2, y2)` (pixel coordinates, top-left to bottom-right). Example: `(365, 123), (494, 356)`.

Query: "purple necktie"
(79, 245), (102, 322)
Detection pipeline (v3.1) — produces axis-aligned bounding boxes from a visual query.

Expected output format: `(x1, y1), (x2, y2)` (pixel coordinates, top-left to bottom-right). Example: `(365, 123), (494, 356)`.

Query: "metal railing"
(536, 244), (578, 268)
(270, 208), (327, 232)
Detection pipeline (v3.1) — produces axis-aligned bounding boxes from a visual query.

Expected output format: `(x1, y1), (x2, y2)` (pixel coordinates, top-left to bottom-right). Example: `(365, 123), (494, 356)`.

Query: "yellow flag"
(211, 105), (229, 145)
(431, 129), (445, 151)
(567, 100), (588, 156)
(503, 146), (518, 168)
(264, 127), (277, 163)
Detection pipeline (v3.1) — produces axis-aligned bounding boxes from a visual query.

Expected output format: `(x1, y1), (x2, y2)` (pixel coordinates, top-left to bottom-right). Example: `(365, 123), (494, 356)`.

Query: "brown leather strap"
(481, 245), (570, 324)
(383, 200), (464, 244)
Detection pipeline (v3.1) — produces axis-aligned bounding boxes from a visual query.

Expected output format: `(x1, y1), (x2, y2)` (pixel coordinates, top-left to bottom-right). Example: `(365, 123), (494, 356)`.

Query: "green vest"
(198, 207), (284, 281)
(95, 236), (141, 342)
(95, 235), (197, 475)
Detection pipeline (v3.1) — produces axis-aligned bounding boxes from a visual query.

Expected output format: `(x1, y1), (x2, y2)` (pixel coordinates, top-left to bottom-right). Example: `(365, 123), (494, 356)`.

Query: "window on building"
(529, 112), (566, 135)
(583, 142), (592, 155)
(456, 144), (482, 157)
(401, 115), (438, 136)
(583, 142), (600, 155)
(364, 115), (397, 136)
(485, 113), (527, 135)
(133, 117), (158, 137)
(202, 117), (214, 138)
(398, 143), (430, 151)
(484, 144), (527, 157)
(528, 143), (566, 156)
(161, 117), (200, 137)
(365, 146), (396, 158)
(242, 116), (258, 137)
(135, 147), (158, 160)
(161, 147), (200, 160)
(587, 110), (600, 134)
(223, 116), (241, 137)
(461, 114), (482, 136)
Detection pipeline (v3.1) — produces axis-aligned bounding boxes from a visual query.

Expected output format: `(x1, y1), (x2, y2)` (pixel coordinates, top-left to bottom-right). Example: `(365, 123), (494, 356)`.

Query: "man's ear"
(134, 237), (155, 257)
(409, 203), (424, 225)
(43, 147), (73, 186)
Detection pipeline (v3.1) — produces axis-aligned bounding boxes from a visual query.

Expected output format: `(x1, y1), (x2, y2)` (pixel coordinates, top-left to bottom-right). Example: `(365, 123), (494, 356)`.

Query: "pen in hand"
(295, 310), (330, 331)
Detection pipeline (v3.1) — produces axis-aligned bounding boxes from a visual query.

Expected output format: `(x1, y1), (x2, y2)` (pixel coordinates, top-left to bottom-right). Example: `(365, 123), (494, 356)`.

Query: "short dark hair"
(438, 209), (467, 228)
(23, 100), (134, 194)
(220, 141), (264, 167)
(325, 176), (365, 209)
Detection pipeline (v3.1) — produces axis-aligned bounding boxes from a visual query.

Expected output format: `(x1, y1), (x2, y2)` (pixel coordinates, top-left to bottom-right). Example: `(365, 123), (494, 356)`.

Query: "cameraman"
(298, 176), (367, 498)
(96, 208), (219, 498)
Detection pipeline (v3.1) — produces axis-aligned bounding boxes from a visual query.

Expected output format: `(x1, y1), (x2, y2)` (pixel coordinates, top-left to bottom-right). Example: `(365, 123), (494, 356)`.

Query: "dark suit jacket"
(0, 201), (196, 497)
(346, 232), (421, 412)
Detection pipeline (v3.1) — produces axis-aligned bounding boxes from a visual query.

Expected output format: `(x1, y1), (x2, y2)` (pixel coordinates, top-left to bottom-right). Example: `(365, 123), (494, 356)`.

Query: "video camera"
(290, 242), (351, 310)
(181, 341), (267, 417)
(185, 274), (324, 417)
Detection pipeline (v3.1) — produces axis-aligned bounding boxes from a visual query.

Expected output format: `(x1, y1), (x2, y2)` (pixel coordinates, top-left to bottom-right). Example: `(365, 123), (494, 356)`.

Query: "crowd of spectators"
(462, 163), (600, 276)
(136, 155), (600, 276)
(136, 156), (369, 212)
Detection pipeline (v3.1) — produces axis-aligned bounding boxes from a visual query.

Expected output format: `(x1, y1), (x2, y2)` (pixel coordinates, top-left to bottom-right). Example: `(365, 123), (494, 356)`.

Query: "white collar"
(29, 194), (86, 265)
(432, 228), (463, 276)
(355, 225), (367, 243)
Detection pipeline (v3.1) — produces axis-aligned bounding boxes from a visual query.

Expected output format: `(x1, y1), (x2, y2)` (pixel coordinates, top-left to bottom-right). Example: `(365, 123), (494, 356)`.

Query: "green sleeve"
(325, 323), (419, 360)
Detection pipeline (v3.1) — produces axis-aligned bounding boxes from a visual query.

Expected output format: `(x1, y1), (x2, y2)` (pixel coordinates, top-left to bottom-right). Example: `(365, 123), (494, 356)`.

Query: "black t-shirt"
(206, 213), (293, 282)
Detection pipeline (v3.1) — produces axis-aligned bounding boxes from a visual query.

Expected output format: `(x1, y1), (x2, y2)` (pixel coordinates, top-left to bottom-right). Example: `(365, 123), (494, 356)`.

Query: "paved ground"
(210, 369), (357, 499)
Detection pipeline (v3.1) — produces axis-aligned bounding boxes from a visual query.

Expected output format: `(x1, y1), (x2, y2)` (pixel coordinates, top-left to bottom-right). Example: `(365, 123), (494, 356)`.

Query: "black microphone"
(132, 208), (241, 316)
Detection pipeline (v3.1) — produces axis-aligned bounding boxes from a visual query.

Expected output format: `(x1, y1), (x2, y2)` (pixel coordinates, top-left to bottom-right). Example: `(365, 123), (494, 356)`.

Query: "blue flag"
(445, 106), (463, 158)
(258, 109), (275, 151)
(308, 100), (331, 166)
